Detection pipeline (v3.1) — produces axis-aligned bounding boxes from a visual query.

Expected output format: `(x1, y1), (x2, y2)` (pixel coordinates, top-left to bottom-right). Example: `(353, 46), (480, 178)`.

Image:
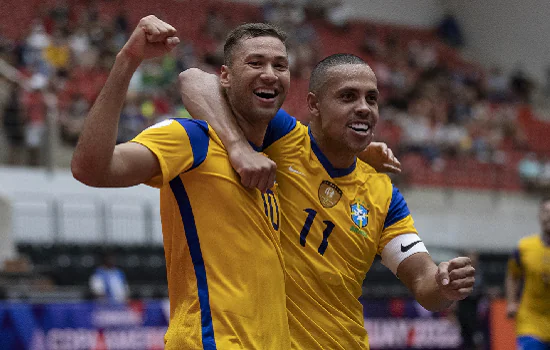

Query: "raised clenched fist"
(119, 15), (180, 64)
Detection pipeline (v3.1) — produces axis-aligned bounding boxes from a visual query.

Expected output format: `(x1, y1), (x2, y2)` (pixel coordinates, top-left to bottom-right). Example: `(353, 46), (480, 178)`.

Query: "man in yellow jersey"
(506, 196), (550, 349)
(179, 54), (476, 349)
(71, 15), (292, 349)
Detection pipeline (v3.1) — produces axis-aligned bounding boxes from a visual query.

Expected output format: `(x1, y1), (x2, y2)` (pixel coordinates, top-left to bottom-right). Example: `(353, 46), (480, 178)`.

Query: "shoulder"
(263, 109), (304, 149)
(170, 118), (210, 136)
(518, 234), (542, 250)
(357, 160), (393, 192)
(138, 118), (210, 140)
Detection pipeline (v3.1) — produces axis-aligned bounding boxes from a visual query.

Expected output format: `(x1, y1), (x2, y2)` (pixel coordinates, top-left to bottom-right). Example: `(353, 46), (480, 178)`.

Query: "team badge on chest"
(351, 201), (369, 228)
(318, 180), (342, 208)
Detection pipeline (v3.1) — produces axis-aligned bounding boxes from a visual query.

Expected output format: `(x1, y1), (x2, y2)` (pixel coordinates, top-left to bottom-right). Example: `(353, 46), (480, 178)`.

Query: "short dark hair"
(223, 23), (287, 66)
(309, 54), (369, 94)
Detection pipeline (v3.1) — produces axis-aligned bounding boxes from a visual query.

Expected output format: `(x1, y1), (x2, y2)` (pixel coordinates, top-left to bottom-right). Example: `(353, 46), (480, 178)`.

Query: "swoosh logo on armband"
(401, 240), (422, 253)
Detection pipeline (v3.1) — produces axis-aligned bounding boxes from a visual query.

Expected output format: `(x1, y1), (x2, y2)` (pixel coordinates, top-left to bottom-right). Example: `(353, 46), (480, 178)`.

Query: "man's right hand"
(227, 143), (277, 193)
(119, 15), (180, 65)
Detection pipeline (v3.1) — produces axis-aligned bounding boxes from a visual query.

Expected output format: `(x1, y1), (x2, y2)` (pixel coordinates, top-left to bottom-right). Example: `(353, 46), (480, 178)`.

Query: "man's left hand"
(436, 257), (476, 301)
(361, 142), (401, 173)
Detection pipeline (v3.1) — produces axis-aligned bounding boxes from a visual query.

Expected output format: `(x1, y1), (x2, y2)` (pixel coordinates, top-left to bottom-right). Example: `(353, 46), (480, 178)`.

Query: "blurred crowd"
(518, 152), (550, 193)
(0, 0), (548, 191)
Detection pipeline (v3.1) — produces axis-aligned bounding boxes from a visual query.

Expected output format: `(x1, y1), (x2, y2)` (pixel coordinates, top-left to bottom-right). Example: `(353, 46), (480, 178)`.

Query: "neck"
(231, 107), (269, 147)
(310, 126), (356, 168)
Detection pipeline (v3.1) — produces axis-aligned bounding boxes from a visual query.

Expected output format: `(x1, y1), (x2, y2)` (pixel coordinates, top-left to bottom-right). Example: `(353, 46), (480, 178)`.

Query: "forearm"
(410, 264), (454, 311)
(179, 69), (249, 151)
(505, 274), (520, 305)
(71, 53), (139, 184)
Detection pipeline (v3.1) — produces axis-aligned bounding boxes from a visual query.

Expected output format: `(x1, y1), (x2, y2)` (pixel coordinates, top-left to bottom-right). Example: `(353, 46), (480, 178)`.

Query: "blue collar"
(248, 141), (263, 152)
(308, 127), (356, 178)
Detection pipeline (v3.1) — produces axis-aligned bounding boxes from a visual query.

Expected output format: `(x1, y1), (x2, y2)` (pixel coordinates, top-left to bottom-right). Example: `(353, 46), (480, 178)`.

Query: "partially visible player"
(71, 16), (292, 349)
(179, 54), (476, 349)
(506, 196), (550, 349)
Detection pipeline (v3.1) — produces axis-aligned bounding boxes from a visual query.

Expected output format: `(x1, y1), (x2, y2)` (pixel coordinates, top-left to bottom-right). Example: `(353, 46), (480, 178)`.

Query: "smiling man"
(180, 54), (476, 349)
(71, 16), (291, 349)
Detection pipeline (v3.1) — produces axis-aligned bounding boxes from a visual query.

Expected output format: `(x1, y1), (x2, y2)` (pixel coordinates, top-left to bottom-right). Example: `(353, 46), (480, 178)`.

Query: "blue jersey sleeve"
(263, 109), (297, 149)
(383, 186), (411, 229)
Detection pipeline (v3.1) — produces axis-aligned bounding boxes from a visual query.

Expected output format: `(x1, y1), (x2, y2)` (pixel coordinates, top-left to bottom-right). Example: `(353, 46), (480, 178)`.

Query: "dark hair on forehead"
(309, 53), (369, 94)
(224, 23), (287, 66)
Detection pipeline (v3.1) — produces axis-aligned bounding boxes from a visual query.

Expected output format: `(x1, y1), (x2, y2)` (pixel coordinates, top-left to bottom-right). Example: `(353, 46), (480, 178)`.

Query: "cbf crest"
(318, 180), (342, 208)
(350, 200), (369, 228)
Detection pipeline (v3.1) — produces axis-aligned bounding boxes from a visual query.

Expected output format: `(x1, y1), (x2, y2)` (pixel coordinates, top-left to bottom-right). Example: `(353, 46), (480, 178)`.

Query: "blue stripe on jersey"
(169, 177), (217, 350)
(384, 186), (411, 229)
(309, 127), (356, 178)
(173, 119), (210, 171)
(263, 109), (297, 149)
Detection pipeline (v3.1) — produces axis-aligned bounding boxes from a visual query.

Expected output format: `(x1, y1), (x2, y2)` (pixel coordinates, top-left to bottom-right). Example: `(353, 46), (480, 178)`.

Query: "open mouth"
(349, 122), (371, 134)
(254, 88), (279, 100)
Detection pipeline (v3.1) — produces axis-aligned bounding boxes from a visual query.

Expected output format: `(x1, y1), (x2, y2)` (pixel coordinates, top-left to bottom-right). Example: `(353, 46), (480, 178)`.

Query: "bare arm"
(179, 69), (276, 192)
(505, 270), (521, 318)
(71, 15), (179, 187)
(397, 253), (475, 311)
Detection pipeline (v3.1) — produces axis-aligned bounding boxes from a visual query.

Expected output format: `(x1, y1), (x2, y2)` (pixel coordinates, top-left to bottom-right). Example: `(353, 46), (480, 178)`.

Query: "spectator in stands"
(21, 73), (48, 166)
(23, 21), (50, 72)
(486, 67), (509, 103)
(518, 153), (541, 191)
(324, 0), (351, 31)
(537, 156), (550, 193)
(116, 92), (147, 144)
(2, 83), (25, 165)
(437, 12), (464, 48)
(43, 29), (70, 74)
(89, 252), (129, 303)
(398, 98), (444, 170)
(59, 92), (88, 146)
(510, 67), (533, 103)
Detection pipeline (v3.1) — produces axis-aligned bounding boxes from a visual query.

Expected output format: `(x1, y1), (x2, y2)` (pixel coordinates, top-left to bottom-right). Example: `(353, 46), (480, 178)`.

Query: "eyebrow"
(337, 86), (379, 94)
(244, 54), (288, 61)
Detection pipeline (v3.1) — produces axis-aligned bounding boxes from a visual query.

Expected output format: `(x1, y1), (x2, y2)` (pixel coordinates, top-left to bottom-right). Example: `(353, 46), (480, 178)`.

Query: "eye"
(367, 94), (378, 104)
(274, 63), (288, 71)
(248, 61), (261, 68)
(341, 92), (355, 102)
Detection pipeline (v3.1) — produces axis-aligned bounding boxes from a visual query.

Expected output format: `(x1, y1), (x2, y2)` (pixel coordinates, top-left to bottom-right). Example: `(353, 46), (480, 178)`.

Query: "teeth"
(350, 123), (369, 131)
(255, 89), (275, 94)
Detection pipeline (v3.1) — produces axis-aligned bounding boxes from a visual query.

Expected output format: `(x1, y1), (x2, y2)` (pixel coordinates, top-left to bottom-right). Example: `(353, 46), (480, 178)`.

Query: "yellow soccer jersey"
(262, 110), (419, 349)
(131, 118), (290, 350)
(508, 234), (550, 341)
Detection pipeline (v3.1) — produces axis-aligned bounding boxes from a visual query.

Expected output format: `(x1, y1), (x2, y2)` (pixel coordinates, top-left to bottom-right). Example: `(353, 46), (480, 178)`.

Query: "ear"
(220, 65), (230, 88)
(307, 92), (320, 118)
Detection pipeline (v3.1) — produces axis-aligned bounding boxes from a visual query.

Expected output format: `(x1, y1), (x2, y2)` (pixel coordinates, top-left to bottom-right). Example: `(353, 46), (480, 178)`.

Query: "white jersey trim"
(381, 233), (429, 275)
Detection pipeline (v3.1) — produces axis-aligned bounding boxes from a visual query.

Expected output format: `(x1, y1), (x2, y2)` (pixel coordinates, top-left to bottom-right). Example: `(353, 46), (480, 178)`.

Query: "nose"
(355, 98), (371, 117)
(260, 64), (278, 84)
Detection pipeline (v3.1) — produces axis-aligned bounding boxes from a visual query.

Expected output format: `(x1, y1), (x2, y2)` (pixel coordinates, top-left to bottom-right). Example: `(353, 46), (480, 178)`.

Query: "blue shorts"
(518, 336), (550, 350)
